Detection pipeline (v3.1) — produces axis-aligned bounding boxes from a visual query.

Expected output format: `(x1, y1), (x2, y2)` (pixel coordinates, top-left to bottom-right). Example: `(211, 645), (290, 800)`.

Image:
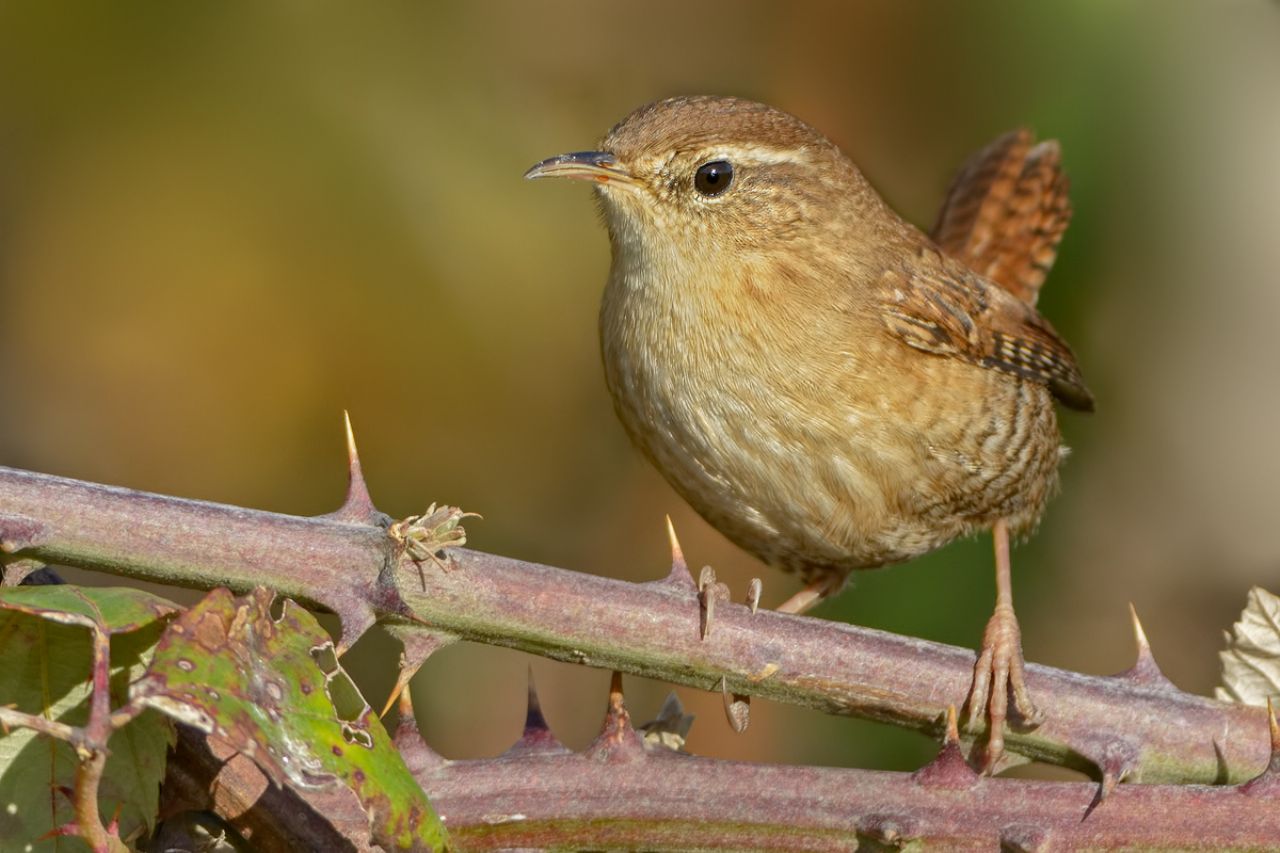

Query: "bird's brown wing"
(930, 129), (1071, 307)
(881, 257), (1094, 411)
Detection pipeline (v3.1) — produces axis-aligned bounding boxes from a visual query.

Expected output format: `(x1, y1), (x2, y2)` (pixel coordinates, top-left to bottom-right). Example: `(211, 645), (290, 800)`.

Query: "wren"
(527, 96), (1090, 767)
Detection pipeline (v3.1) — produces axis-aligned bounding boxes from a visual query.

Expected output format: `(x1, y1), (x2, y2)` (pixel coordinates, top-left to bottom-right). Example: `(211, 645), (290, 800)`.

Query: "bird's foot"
(963, 603), (1042, 771)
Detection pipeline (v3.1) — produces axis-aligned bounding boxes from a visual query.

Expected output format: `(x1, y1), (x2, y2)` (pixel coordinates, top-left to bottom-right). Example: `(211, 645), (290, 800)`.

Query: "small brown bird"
(526, 96), (1090, 766)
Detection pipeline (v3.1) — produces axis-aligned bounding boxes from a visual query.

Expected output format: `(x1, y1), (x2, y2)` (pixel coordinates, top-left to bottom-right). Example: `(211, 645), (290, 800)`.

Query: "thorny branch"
(167, 672), (1280, 851)
(0, 440), (1269, 792)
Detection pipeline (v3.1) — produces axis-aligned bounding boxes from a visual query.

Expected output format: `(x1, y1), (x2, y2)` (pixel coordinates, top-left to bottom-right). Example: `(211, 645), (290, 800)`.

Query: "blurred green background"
(2, 2), (1278, 775)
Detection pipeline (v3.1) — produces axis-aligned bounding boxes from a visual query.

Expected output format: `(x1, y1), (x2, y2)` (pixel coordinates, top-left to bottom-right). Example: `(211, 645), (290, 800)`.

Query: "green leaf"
(133, 587), (449, 851)
(0, 585), (181, 633)
(0, 593), (176, 850)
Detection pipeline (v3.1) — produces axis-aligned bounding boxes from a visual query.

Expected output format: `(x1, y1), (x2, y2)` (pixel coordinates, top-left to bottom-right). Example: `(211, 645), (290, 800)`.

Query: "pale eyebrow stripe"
(713, 145), (814, 166)
(633, 144), (813, 175)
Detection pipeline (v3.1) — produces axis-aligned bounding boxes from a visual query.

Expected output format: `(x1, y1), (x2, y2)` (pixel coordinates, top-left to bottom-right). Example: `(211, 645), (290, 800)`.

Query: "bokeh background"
(2, 2), (1278, 775)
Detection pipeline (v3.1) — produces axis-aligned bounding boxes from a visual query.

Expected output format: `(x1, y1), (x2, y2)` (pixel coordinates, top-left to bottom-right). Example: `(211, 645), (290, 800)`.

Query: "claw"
(965, 518), (1041, 771)
(965, 604), (1040, 770)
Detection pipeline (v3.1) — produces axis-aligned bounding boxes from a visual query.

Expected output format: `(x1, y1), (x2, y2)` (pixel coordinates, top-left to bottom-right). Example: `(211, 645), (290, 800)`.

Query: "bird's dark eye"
(694, 160), (734, 197)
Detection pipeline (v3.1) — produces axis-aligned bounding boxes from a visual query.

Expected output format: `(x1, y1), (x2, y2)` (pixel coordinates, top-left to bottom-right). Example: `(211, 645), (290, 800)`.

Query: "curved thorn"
(332, 601), (376, 659)
(1087, 740), (1138, 813)
(746, 578), (762, 614)
(719, 676), (750, 733)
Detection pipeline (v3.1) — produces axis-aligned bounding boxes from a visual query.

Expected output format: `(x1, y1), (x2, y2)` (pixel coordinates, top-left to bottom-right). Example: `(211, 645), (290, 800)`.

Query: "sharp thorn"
(653, 515), (698, 591)
(609, 670), (624, 705)
(379, 675), (410, 718)
(699, 565), (717, 639)
(585, 671), (644, 758)
(912, 705), (979, 789)
(719, 676), (750, 733)
(1100, 770), (1119, 800)
(332, 601), (377, 659)
(1115, 603), (1178, 690)
(697, 564), (715, 592)
(344, 409), (358, 458)
(1086, 740), (1137, 814)
(746, 578), (762, 614)
(326, 410), (380, 522)
(524, 666), (550, 735)
(666, 515), (685, 570)
(397, 681), (415, 721)
(1128, 602), (1152, 658)
(343, 410), (370, 503)
(505, 667), (569, 756)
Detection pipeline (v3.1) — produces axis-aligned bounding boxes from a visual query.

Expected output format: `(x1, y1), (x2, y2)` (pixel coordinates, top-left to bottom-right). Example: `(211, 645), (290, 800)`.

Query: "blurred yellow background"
(2, 2), (1278, 774)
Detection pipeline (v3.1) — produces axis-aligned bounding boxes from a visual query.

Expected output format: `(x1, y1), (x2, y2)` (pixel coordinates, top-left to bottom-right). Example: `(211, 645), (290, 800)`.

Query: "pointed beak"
(524, 150), (633, 185)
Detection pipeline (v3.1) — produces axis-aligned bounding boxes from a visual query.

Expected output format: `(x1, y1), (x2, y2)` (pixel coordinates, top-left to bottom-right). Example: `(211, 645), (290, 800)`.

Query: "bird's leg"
(965, 517), (1042, 769)
(776, 574), (842, 615)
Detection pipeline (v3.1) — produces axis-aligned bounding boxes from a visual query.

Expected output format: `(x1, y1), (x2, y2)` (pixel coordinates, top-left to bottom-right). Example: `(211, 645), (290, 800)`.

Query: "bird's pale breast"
(601, 273), (1064, 586)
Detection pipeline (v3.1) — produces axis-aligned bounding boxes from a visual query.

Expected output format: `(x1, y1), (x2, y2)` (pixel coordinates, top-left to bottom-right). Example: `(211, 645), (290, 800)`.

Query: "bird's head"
(526, 96), (881, 282)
